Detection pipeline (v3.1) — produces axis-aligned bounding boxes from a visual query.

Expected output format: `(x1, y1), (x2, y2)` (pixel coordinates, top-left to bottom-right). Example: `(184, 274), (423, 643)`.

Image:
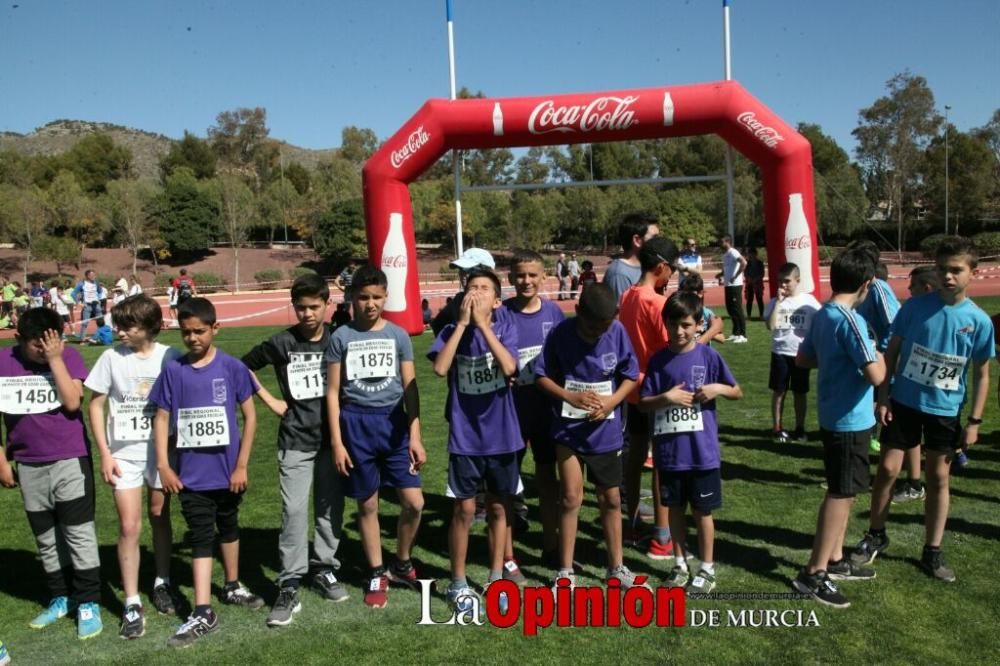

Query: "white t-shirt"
(50, 287), (69, 316)
(167, 286), (177, 307)
(764, 293), (822, 356)
(84, 342), (182, 461)
(722, 247), (745, 287)
(129, 284), (143, 296)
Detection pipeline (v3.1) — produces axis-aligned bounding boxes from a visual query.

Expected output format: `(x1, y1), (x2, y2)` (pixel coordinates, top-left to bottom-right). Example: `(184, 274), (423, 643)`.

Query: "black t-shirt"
(430, 290), (464, 336)
(242, 326), (331, 451)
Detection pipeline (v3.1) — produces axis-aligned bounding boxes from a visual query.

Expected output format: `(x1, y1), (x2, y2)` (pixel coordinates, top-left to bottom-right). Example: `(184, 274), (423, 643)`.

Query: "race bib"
(0, 375), (60, 414)
(346, 339), (396, 381)
(654, 403), (704, 435)
(113, 400), (156, 440)
(287, 352), (325, 400)
(561, 380), (614, 420)
(903, 343), (966, 391)
(456, 354), (506, 395)
(516, 345), (543, 386)
(177, 406), (229, 448)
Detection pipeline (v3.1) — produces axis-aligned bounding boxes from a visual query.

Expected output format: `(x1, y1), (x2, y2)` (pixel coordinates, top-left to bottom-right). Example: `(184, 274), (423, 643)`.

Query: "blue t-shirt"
(641, 343), (737, 471)
(533, 318), (639, 455)
(500, 297), (565, 434)
(698, 306), (715, 337)
(856, 278), (899, 352)
(888, 293), (995, 416)
(602, 259), (642, 304)
(800, 303), (879, 432)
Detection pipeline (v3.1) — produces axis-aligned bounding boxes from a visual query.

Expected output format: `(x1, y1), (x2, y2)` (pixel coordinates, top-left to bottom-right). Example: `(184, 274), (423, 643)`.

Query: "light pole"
(944, 105), (951, 235)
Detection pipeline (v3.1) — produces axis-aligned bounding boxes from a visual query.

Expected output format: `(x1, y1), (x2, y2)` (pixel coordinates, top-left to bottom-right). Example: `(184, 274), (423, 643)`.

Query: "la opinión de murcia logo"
(785, 235), (811, 251)
(391, 126), (431, 168)
(528, 96), (639, 135)
(736, 112), (784, 148)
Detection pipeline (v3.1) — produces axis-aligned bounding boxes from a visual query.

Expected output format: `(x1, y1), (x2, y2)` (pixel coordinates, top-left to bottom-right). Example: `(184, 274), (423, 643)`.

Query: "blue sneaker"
(0, 639), (10, 666)
(29, 596), (75, 629)
(485, 581), (509, 614)
(77, 602), (103, 640)
(953, 450), (969, 468)
(445, 584), (482, 618)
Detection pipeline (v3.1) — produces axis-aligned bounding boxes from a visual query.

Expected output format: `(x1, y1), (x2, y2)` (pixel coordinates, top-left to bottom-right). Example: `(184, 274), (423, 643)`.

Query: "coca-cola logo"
(528, 96), (639, 135)
(736, 112), (784, 149)
(382, 254), (407, 269)
(785, 235), (811, 251)
(390, 126), (430, 169)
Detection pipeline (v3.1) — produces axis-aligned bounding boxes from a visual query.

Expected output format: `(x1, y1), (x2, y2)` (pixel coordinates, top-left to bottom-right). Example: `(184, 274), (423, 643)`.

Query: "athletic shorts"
(178, 488), (242, 558)
(659, 468), (722, 512)
(446, 452), (522, 500)
(881, 399), (961, 454)
(340, 404), (420, 500)
(556, 444), (623, 489)
(768, 353), (810, 394)
(820, 428), (871, 497)
(111, 456), (163, 491)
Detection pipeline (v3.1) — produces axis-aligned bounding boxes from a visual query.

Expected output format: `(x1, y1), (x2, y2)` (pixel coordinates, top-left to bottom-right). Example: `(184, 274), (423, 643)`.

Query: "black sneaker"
(119, 604), (145, 640)
(220, 582), (265, 610)
(312, 569), (349, 602)
(151, 583), (178, 615)
(827, 559), (876, 581)
(266, 587), (301, 627)
(387, 560), (420, 590)
(850, 530), (889, 566)
(792, 569), (850, 609)
(921, 547), (956, 583)
(167, 612), (219, 648)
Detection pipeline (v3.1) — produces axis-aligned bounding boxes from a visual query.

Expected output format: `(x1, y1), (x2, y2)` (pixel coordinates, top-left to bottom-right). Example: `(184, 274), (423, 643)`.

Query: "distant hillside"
(0, 120), (338, 181)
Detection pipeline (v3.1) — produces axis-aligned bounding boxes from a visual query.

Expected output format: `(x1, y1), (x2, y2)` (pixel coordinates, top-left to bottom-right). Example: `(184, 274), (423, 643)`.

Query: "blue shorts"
(340, 403), (420, 500)
(446, 452), (522, 500)
(659, 468), (722, 512)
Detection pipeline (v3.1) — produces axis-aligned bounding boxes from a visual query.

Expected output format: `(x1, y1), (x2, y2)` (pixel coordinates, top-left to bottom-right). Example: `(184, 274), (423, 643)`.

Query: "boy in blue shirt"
(679, 274), (725, 345)
(853, 237), (994, 582)
(793, 249), (885, 608)
(428, 268), (522, 612)
(639, 292), (742, 593)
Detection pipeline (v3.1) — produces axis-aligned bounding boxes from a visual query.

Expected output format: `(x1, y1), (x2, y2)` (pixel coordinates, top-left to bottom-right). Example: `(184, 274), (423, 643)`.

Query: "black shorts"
(178, 488), (243, 558)
(769, 353), (810, 394)
(881, 400), (961, 454)
(659, 468), (722, 512)
(557, 445), (622, 489)
(446, 452), (522, 500)
(820, 428), (871, 497)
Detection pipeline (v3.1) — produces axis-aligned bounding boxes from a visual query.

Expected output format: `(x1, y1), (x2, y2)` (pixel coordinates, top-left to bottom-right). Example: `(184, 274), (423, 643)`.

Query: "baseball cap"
(450, 247), (495, 270)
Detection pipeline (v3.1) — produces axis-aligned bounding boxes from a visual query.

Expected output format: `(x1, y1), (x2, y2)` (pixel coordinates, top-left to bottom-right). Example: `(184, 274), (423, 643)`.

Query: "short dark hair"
(662, 291), (704, 325)
(874, 262), (889, 281)
(581, 260), (593, 271)
(350, 265), (388, 295)
(638, 236), (679, 273)
(777, 262), (800, 281)
(680, 273), (704, 293)
(291, 273), (330, 301)
(179, 268), (189, 276)
(464, 267), (503, 298)
(577, 283), (618, 321)
(909, 265), (941, 291)
(617, 212), (657, 253)
(830, 249), (875, 294)
(846, 239), (880, 266)
(936, 235), (978, 268)
(112, 295), (163, 335)
(17, 307), (63, 341)
(509, 249), (545, 270)
(177, 297), (217, 325)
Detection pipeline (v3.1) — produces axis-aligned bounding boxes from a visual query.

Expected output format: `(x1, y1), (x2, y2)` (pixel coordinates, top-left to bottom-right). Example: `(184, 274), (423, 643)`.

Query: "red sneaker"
(646, 538), (674, 560)
(364, 574), (389, 609)
(644, 453), (654, 469)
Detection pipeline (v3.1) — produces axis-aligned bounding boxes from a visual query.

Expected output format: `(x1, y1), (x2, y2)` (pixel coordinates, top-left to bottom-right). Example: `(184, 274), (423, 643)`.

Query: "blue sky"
(1, 1), (997, 158)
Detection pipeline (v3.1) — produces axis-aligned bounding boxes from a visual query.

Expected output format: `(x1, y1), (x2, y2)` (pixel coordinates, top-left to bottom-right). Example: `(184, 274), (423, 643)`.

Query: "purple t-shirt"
(500, 297), (566, 433)
(427, 316), (523, 456)
(641, 344), (737, 471)
(148, 349), (255, 491)
(533, 319), (639, 455)
(0, 346), (90, 463)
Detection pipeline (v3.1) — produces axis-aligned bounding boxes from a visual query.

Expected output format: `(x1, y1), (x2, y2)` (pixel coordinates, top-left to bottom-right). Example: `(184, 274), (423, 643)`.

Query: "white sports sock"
(125, 594), (142, 607)
(701, 562), (715, 575)
(154, 576), (170, 588)
(675, 556), (688, 571)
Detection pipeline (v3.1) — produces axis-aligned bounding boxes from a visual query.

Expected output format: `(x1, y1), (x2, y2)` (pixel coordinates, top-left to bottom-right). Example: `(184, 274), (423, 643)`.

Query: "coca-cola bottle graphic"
(381, 212), (408, 312)
(784, 193), (814, 294)
(492, 102), (504, 136)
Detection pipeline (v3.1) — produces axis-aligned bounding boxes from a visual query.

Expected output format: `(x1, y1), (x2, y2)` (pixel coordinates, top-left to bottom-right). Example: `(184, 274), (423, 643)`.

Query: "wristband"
(966, 416), (983, 425)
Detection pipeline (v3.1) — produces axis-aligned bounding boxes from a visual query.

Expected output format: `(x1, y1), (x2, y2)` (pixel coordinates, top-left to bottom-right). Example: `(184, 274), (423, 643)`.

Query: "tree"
(215, 173), (257, 291)
(312, 198), (367, 263)
(339, 127), (379, 165)
(35, 234), (81, 277)
(208, 108), (274, 193)
(259, 177), (302, 244)
(922, 126), (994, 235)
(160, 131), (217, 181)
(105, 179), (160, 275)
(282, 160), (311, 195)
(0, 184), (48, 282)
(45, 170), (105, 265)
(853, 72), (941, 251)
(798, 123), (869, 239)
(62, 133), (133, 194)
(150, 167), (219, 256)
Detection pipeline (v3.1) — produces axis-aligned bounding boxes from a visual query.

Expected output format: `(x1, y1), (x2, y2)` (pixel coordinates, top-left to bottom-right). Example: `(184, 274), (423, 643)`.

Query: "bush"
(47, 274), (75, 290)
(154, 272), (173, 289)
(972, 232), (1000, 257)
(254, 269), (284, 285)
(289, 266), (318, 279)
(97, 274), (119, 291)
(192, 272), (225, 293)
(920, 234), (953, 257)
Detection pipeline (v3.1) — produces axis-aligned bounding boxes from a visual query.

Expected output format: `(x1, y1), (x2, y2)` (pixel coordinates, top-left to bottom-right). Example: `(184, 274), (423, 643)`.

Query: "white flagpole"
(723, 0), (736, 241)
(447, 0), (464, 256)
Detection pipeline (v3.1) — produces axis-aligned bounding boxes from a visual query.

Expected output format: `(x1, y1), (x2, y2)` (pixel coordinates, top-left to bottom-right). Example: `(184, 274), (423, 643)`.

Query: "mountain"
(0, 120), (338, 181)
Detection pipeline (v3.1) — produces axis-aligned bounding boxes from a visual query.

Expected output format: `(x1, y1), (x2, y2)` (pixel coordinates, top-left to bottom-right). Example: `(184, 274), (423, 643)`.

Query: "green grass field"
(2, 299), (999, 665)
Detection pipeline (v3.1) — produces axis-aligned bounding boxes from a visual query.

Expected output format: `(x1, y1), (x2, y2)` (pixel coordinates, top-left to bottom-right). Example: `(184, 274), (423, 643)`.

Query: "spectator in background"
(128, 274), (143, 296)
(421, 298), (433, 328)
(1, 276), (15, 326)
(72, 269), (103, 339)
(333, 259), (358, 295)
(29, 281), (47, 309)
(716, 236), (748, 343)
(48, 283), (73, 336)
(744, 247), (766, 319)
(568, 253), (581, 300)
(430, 247), (496, 335)
(579, 260), (598, 293)
(171, 268), (197, 306)
(166, 283), (178, 329)
(555, 253), (569, 301)
(330, 302), (352, 332)
(603, 213), (660, 303)
(678, 238), (703, 289)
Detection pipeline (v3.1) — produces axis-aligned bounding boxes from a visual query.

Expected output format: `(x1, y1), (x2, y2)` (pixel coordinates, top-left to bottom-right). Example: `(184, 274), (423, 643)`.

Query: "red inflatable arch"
(363, 80), (818, 335)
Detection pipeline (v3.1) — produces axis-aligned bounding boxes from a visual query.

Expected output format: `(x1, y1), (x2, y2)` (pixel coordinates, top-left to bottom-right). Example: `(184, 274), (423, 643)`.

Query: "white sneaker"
(732, 336), (748, 344)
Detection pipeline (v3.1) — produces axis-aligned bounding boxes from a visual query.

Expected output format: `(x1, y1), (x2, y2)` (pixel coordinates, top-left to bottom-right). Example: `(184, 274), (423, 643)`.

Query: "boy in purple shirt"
(428, 268), (522, 613)
(639, 292), (742, 594)
(0, 308), (103, 640)
(534, 284), (648, 589)
(151, 298), (263, 648)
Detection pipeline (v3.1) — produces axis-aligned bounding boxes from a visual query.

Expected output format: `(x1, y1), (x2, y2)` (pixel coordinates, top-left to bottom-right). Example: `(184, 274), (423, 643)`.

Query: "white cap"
(450, 247), (495, 270)
(114, 278), (128, 292)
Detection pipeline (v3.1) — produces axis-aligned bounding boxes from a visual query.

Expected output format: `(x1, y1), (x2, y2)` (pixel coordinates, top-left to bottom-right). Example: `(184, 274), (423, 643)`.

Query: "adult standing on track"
(744, 247), (766, 319)
(603, 213), (660, 304)
(568, 253), (581, 300)
(717, 236), (748, 343)
(678, 237), (703, 289)
(72, 269), (103, 340)
(171, 268), (197, 306)
(555, 253), (569, 301)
